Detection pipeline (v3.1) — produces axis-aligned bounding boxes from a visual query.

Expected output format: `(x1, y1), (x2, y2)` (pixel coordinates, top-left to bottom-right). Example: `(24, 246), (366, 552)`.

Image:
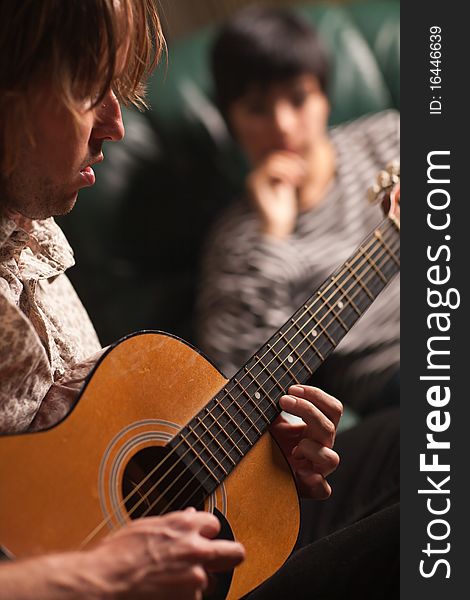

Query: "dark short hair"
(211, 6), (330, 116)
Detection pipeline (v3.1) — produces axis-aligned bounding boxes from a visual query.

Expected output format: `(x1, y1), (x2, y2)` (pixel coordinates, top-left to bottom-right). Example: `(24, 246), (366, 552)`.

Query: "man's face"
(1, 88), (125, 220)
(228, 74), (329, 166)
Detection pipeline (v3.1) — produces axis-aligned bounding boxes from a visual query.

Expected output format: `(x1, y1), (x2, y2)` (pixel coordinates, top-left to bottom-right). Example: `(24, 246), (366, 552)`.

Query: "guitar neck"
(171, 215), (400, 497)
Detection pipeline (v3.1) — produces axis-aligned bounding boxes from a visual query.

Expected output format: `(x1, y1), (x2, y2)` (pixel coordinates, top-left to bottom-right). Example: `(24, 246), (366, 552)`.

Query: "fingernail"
(289, 385), (304, 396)
(280, 395), (296, 410)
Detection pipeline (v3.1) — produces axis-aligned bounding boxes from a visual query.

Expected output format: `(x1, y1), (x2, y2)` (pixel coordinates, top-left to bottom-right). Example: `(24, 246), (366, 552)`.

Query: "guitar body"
(0, 332), (300, 600)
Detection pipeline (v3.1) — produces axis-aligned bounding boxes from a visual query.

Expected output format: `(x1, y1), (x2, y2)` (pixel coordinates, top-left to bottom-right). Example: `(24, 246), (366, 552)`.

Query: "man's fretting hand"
(270, 385), (342, 499)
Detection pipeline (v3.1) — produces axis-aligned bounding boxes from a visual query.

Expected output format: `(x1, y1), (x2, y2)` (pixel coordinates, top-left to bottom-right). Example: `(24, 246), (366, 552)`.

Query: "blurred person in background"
(194, 3), (400, 568)
(196, 6), (400, 418)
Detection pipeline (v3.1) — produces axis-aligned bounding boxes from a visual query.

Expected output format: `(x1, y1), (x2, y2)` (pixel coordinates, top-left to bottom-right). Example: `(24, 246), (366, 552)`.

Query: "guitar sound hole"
(122, 445), (205, 519)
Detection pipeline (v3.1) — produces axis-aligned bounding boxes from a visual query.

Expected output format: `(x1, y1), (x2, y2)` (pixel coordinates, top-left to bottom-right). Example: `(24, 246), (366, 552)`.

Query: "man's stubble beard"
(0, 170), (76, 220)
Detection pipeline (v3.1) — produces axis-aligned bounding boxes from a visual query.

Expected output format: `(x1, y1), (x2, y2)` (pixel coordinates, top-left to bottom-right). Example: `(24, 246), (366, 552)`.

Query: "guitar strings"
(225, 219), (400, 408)
(125, 224), (399, 519)
(132, 222), (399, 517)
(81, 219), (399, 546)
(142, 233), (400, 516)
(79, 218), (399, 548)
(83, 219), (398, 547)
(139, 231), (400, 517)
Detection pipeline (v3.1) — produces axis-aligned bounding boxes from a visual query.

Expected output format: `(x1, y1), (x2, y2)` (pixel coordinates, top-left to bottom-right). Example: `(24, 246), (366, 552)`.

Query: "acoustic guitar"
(0, 165), (400, 599)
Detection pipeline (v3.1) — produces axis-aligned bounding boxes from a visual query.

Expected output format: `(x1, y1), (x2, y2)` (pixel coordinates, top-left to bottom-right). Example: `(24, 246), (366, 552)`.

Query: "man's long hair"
(0, 0), (165, 173)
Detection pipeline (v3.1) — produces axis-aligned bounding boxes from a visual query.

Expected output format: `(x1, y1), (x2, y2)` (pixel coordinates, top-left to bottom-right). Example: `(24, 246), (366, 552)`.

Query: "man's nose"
(92, 90), (125, 143)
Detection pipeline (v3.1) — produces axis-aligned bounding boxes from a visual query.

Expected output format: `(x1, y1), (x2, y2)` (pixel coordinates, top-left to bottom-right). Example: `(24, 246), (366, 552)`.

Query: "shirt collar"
(0, 210), (75, 279)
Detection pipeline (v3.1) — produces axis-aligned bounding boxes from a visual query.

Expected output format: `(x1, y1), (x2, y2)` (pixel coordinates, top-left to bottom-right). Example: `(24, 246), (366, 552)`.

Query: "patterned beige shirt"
(0, 211), (101, 433)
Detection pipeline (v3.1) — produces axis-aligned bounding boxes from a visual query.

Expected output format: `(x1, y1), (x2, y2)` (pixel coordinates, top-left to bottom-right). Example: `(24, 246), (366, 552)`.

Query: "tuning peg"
(386, 161), (400, 185)
(368, 163), (400, 204)
(377, 170), (392, 189)
(367, 183), (382, 204)
(386, 160), (400, 177)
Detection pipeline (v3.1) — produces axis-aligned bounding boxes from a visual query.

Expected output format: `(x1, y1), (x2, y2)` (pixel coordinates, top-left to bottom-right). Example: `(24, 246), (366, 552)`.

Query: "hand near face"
(270, 385), (342, 499)
(246, 151), (307, 239)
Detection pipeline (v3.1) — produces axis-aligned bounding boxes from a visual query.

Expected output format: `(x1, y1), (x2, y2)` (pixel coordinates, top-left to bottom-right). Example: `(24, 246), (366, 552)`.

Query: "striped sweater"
(196, 110), (400, 413)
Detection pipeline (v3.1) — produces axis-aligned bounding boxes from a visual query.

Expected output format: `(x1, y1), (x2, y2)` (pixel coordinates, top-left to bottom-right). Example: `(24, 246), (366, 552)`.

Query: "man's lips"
(79, 154), (103, 187)
(79, 166), (96, 186)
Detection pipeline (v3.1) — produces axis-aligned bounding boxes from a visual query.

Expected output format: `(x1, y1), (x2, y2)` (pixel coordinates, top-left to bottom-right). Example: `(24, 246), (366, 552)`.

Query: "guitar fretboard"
(170, 215), (400, 500)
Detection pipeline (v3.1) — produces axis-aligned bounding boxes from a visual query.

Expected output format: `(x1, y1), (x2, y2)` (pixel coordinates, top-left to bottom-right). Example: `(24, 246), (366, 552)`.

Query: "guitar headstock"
(367, 161), (400, 229)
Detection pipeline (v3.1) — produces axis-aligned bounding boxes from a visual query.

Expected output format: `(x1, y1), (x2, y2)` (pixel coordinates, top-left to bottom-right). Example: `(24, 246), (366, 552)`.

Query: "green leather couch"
(58, 0), (399, 348)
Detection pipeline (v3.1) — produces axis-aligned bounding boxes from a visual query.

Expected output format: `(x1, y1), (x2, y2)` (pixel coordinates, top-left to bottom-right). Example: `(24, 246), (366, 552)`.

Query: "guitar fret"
(359, 246), (387, 283)
(297, 312), (326, 359)
(345, 261), (374, 300)
(278, 328), (310, 374)
(254, 349), (287, 395)
(215, 393), (255, 447)
(224, 386), (262, 435)
(377, 229), (400, 267)
(292, 301), (341, 366)
(267, 342), (299, 383)
(315, 295), (339, 341)
(234, 378), (270, 426)
(202, 406), (245, 458)
(187, 423), (229, 476)
(330, 279), (355, 326)
(348, 261), (379, 310)
(331, 277), (362, 316)
(321, 288), (349, 333)
(380, 252), (400, 282)
(194, 416), (236, 467)
(367, 242), (394, 297)
(243, 367), (278, 411)
(244, 365), (270, 398)
(178, 436), (219, 486)
(267, 342), (297, 387)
